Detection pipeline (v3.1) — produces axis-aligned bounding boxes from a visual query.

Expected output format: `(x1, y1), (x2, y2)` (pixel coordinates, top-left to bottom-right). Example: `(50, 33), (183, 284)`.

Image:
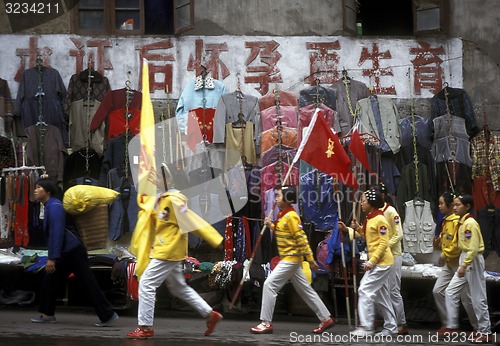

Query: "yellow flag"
(129, 59), (157, 280)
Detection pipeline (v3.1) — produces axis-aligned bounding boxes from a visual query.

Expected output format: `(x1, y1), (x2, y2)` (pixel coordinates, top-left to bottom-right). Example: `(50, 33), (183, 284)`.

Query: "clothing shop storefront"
(0, 0), (499, 326)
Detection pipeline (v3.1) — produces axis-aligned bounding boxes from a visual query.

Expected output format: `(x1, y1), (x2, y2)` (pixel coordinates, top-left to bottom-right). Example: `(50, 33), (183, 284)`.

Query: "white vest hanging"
(402, 200), (436, 254)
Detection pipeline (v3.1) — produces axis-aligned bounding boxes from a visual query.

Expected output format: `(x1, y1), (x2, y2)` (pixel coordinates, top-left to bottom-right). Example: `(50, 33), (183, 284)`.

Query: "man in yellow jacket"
(127, 188), (224, 339)
(339, 188), (396, 338)
(444, 194), (491, 343)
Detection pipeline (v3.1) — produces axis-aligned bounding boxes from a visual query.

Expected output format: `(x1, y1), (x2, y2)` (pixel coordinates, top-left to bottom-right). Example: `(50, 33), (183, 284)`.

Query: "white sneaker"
(350, 327), (374, 337)
(375, 329), (397, 337)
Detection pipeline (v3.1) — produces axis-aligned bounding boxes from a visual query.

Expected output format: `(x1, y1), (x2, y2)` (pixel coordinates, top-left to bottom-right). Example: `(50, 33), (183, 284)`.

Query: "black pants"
(38, 244), (114, 322)
(477, 206), (500, 257)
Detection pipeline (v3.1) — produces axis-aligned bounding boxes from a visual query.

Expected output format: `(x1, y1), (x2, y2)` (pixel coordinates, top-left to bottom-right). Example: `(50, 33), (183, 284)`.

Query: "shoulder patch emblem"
(464, 230), (472, 239)
(380, 225), (387, 235)
(394, 215), (400, 224)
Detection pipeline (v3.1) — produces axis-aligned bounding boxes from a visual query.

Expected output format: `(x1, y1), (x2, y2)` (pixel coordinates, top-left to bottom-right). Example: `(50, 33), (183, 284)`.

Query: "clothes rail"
(2, 165), (46, 173)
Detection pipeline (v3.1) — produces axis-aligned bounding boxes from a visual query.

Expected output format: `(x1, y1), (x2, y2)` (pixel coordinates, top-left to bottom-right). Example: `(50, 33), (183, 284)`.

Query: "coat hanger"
(235, 73), (244, 99)
(232, 113), (246, 128)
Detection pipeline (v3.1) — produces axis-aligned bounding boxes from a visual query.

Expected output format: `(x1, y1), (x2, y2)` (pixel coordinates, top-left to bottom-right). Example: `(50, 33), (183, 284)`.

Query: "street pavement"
(0, 306), (497, 345)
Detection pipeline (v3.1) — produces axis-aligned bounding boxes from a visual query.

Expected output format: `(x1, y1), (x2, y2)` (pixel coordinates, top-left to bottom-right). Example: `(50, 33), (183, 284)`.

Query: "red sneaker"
(250, 322), (273, 334)
(204, 311), (223, 336)
(127, 327), (154, 339)
(313, 317), (334, 333)
(436, 328), (459, 339)
(398, 324), (409, 335)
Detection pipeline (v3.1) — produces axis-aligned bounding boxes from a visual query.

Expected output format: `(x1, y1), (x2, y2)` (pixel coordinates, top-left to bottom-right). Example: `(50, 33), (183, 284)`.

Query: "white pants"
(386, 255), (406, 326)
(260, 260), (330, 322)
(445, 253), (491, 334)
(138, 259), (212, 326)
(359, 264), (397, 334)
(433, 263), (478, 329)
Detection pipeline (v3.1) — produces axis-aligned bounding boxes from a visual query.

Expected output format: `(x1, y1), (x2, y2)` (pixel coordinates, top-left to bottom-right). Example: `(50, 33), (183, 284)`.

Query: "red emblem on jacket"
(380, 226), (387, 235)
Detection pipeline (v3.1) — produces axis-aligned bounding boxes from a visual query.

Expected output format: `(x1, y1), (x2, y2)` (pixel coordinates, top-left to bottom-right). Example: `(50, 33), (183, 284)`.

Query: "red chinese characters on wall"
(305, 41), (341, 85)
(187, 39), (229, 80)
(244, 40), (283, 96)
(358, 43), (396, 95)
(410, 41), (445, 95)
(69, 38), (113, 75)
(137, 41), (175, 93)
(14, 37), (52, 82)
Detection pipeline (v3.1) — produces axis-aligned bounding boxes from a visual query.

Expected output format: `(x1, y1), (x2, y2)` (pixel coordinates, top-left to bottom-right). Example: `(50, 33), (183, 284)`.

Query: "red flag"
(349, 129), (371, 172)
(294, 109), (358, 188)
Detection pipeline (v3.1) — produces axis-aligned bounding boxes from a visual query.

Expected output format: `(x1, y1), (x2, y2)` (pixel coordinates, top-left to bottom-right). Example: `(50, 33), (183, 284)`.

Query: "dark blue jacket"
(44, 197), (80, 260)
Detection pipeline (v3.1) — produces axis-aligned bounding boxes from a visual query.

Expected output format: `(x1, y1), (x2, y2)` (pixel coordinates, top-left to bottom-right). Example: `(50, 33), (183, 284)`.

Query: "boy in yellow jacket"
(443, 194), (491, 343)
(250, 185), (334, 334)
(127, 188), (224, 339)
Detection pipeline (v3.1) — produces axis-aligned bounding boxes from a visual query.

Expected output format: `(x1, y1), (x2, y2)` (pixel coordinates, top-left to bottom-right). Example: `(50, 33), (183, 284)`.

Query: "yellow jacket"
(270, 207), (314, 263)
(381, 203), (403, 257)
(457, 213), (484, 268)
(438, 214), (461, 267)
(363, 210), (394, 266)
(152, 190), (223, 261)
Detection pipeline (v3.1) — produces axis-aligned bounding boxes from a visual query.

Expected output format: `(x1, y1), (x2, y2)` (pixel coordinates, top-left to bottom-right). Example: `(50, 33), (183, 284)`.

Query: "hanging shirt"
(213, 91), (261, 147)
(175, 77), (228, 133)
(261, 105), (298, 131)
(298, 85), (337, 111)
(471, 130), (500, 191)
(432, 115), (469, 140)
(259, 90), (298, 111)
(332, 79), (370, 136)
(224, 122), (257, 169)
(13, 67), (68, 146)
(69, 99), (105, 155)
(187, 107), (216, 143)
(64, 71), (111, 115)
(299, 170), (338, 231)
(402, 200), (436, 254)
(399, 115), (433, 149)
(432, 136), (472, 167)
(89, 88), (142, 133)
(431, 87), (479, 137)
(261, 145), (297, 168)
(356, 95), (401, 154)
(299, 103), (340, 136)
(260, 126), (298, 153)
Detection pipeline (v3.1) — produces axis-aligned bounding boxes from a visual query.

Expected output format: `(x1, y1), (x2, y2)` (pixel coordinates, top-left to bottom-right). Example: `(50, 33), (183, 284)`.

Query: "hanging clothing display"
(224, 217), (234, 261)
(68, 99), (105, 155)
(175, 75), (228, 133)
(0, 78), (13, 128)
(90, 88), (142, 138)
(13, 66), (68, 146)
(432, 136), (472, 167)
(260, 126), (298, 153)
(402, 200), (436, 254)
(471, 130), (500, 192)
(432, 115), (469, 140)
(25, 124), (67, 182)
(477, 207), (500, 258)
(224, 122), (256, 169)
(64, 69), (111, 115)
(396, 162), (436, 221)
(63, 148), (103, 190)
(259, 90), (298, 111)
(299, 103), (340, 136)
(332, 78), (370, 136)
(213, 91), (261, 146)
(99, 134), (130, 183)
(187, 107), (216, 143)
(399, 115), (434, 168)
(299, 170), (338, 231)
(261, 105), (298, 131)
(0, 136), (15, 170)
(356, 95), (401, 154)
(107, 168), (138, 241)
(431, 86), (479, 137)
(298, 85), (336, 112)
(261, 145), (297, 168)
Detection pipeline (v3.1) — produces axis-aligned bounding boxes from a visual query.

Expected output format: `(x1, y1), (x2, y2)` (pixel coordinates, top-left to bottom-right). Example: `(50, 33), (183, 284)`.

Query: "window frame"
(413, 0), (449, 35)
(73, 0), (145, 36)
(174, 0), (195, 35)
